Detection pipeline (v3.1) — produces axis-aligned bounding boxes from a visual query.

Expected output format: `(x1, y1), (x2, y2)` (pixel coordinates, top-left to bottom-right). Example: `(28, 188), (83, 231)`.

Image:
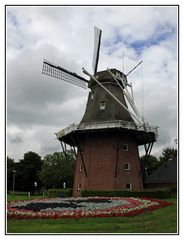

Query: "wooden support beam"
(78, 145), (87, 177)
(144, 144), (147, 155)
(144, 142), (154, 156)
(148, 142), (154, 156)
(60, 141), (68, 161)
(64, 142), (67, 152)
(114, 130), (120, 177)
(144, 142), (150, 156)
(71, 146), (77, 158)
(72, 133), (87, 177)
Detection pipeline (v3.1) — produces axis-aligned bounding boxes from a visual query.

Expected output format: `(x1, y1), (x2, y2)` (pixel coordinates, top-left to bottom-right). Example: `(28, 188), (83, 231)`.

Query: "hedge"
(47, 188), (73, 198)
(81, 188), (177, 199)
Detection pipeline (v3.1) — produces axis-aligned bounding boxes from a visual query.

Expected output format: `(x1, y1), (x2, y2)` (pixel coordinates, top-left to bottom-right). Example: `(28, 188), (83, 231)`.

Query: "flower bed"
(7, 197), (172, 219)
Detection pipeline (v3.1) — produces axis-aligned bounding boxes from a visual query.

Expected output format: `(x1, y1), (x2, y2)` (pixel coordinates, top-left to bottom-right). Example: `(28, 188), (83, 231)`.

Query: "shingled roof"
(145, 155), (177, 184)
(80, 69), (134, 124)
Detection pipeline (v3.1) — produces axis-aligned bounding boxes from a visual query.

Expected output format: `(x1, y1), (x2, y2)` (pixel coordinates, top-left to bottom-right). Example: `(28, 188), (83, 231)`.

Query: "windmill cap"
(88, 68), (127, 88)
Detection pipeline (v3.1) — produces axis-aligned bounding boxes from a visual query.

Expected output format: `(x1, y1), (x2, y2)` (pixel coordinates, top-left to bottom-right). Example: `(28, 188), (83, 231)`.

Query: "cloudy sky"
(6, 6), (178, 161)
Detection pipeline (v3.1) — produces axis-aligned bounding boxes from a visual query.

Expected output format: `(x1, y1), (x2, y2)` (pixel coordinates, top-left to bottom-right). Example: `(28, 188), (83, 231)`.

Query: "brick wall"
(73, 131), (143, 197)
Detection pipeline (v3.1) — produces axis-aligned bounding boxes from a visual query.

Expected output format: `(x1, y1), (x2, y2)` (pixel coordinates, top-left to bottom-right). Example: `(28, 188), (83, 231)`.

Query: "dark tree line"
(7, 150), (75, 193)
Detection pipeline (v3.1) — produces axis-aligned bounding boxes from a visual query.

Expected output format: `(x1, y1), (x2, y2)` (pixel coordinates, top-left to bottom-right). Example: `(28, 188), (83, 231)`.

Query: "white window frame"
(122, 144), (128, 151)
(77, 183), (81, 191)
(125, 183), (132, 190)
(124, 163), (130, 171)
(100, 101), (106, 110)
(80, 164), (83, 172)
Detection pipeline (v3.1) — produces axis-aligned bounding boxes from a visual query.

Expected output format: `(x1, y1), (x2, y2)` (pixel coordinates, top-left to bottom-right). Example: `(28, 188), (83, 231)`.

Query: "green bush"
(81, 188), (176, 199)
(47, 188), (73, 198)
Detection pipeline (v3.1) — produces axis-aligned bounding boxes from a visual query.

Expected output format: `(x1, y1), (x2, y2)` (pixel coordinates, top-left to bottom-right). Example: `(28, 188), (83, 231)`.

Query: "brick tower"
(42, 27), (158, 197)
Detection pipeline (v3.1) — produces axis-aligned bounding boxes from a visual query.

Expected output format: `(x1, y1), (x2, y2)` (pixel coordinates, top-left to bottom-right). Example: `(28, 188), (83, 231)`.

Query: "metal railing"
(55, 120), (158, 139)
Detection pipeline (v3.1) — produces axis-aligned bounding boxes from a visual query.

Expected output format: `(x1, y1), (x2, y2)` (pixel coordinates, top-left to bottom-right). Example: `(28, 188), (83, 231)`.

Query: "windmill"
(42, 27), (158, 196)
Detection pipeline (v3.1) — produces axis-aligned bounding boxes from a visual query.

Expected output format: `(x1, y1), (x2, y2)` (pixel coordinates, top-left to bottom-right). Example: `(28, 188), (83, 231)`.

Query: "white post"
(34, 181), (37, 196)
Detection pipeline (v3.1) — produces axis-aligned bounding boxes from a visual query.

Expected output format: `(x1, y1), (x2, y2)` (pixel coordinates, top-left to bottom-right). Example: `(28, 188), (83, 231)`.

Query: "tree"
(39, 150), (75, 189)
(140, 155), (159, 182)
(7, 156), (16, 192)
(140, 147), (177, 183)
(15, 151), (42, 192)
(158, 147), (177, 166)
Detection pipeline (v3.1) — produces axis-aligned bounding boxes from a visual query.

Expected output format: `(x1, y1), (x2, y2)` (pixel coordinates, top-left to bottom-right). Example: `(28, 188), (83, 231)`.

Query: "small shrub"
(81, 189), (176, 199)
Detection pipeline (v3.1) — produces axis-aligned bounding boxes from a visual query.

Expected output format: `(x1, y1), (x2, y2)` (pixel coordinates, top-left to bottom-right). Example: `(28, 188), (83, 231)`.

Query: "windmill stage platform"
(56, 120), (158, 146)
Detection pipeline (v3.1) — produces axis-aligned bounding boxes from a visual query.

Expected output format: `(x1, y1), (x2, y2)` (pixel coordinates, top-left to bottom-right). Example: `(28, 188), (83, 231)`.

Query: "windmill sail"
(92, 27), (102, 75)
(42, 60), (88, 89)
(126, 61), (143, 77)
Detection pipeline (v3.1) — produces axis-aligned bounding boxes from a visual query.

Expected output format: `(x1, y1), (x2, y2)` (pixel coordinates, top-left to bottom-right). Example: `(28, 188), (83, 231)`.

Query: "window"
(116, 71), (121, 78)
(124, 163), (130, 170)
(126, 183), (132, 190)
(80, 164), (83, 172)
(122, 144), (128, 151)
(100, 101), (106, 110)
(77, 183), (81, 191)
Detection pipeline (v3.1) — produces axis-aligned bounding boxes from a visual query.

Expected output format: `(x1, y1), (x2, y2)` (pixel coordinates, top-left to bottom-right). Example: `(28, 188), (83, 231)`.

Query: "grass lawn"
(7, 194), (45, 202)
(6, 198), (177, 234)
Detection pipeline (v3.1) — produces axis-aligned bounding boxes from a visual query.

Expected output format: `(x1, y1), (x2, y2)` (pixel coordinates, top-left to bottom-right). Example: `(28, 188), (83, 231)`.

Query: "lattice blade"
(42, 60), (88, 89)
(92, 27), (102, 75)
